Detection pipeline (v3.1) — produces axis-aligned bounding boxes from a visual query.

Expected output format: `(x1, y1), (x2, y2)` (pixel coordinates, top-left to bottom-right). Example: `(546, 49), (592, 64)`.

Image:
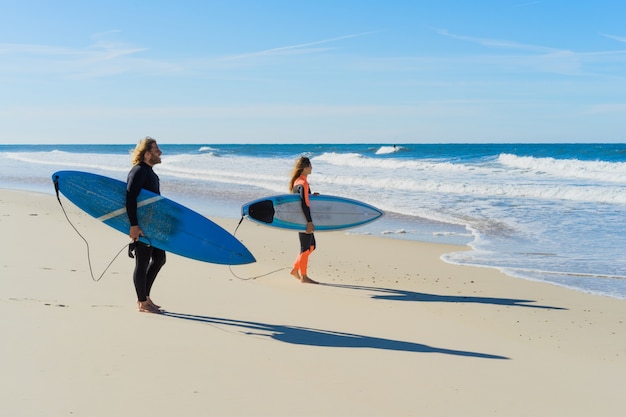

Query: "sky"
(1, 0), (626, 144)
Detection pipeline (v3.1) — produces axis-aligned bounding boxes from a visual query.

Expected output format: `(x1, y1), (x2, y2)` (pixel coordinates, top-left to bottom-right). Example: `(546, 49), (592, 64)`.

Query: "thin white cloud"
(433, 29), (626, 77)
(86, 42), (147, 61)
(601, 33), (626, 43)
(0, 39), (181, 78)
(436, 29), (560, 53)
(0, 31), (379, 78)
(0, 41), (146, 59)
(219, 31), (379, 61)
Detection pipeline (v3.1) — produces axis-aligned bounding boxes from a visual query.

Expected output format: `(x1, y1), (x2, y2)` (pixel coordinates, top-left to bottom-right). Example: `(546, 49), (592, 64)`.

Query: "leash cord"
(53, 177), (282, 282)
(229, 215), (287, 280)
(53, 176), (129, 282)
(228, 264), (287, 281)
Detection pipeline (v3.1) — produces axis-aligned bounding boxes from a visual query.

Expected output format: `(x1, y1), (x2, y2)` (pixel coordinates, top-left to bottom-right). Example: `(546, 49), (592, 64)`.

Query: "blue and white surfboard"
(53, 170), (255, 265)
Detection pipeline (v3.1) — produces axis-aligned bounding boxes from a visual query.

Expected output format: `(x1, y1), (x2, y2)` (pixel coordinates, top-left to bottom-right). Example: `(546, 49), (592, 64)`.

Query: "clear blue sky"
(1, 0), (626, 144)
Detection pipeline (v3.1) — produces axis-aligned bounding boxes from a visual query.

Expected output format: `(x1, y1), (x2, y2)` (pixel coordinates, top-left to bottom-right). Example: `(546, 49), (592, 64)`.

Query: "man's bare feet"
(146, 297), (161, 310)
(290, 268), (301, 281)
(137, 301), (161, 314)
(300, 275), (318, 284)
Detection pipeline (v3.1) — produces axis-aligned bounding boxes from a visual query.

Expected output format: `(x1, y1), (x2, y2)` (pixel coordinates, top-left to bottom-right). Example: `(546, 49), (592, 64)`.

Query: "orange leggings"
(293, 233), (316, 276)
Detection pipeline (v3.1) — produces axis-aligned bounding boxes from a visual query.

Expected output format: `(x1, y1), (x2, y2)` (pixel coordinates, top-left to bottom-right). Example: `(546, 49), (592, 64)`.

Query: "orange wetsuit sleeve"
(294, 177), (313, 222)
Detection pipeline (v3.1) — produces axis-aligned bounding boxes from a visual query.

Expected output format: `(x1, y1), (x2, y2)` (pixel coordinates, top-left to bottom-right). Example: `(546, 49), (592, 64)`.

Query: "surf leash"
(53, 175), (130, 282)
(227, 264), (287, 281)
(233, 214), (245, 235)
(229, 215), (287, 280)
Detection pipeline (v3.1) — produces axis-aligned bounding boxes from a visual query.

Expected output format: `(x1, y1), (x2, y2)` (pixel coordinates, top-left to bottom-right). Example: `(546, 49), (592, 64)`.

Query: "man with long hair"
(126, 137), (166, 313)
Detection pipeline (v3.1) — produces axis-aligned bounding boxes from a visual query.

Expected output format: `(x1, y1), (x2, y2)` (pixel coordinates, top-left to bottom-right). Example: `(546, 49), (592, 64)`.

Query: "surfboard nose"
(233, 247), (256, 265)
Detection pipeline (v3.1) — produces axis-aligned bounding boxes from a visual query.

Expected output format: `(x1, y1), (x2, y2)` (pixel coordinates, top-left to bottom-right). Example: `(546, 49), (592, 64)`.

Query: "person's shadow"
(320, 282), (566, 310)
(162, 313), (509, 360)
(162, 282), (565, 360)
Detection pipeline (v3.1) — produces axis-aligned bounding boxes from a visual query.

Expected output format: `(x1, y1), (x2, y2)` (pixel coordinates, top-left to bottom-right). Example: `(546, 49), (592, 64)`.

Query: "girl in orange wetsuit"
(289, 156), (319, 284)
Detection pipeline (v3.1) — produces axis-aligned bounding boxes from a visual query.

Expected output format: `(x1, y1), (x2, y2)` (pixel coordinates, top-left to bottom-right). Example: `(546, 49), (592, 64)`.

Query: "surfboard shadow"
(162, 312), (509, 360)
(320, 283), (566, 310)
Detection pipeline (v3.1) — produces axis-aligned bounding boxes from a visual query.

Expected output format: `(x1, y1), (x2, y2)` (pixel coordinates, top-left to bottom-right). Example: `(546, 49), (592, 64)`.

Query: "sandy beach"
(1, 188), (625, 417)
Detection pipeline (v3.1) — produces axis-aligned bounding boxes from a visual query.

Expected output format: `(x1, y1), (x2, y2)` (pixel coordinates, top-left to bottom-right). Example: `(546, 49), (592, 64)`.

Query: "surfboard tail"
(247, 199), (275, 224)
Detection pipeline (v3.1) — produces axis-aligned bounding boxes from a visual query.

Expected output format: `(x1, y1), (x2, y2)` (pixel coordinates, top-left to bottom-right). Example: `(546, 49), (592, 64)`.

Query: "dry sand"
(1, 189), (625, 417)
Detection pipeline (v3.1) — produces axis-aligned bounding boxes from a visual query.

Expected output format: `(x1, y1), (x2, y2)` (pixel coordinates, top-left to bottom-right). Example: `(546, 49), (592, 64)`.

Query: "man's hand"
(130, 225), (143, 241)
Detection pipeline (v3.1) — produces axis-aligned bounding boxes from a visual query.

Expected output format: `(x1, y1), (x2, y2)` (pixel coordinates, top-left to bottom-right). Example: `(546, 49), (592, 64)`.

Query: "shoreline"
(1, 188), (625, 417)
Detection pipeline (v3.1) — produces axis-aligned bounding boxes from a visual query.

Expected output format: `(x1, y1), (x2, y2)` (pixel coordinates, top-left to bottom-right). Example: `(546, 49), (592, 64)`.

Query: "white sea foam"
(375, 145), (401, 155)
(498, 153), (626, 183)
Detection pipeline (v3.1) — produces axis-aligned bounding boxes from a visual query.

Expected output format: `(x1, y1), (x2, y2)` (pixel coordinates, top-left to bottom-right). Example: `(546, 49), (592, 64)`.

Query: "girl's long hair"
(289, 156), (311, 191)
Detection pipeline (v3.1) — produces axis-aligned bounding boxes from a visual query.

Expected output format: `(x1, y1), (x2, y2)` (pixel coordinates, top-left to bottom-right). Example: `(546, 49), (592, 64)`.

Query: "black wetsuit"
(126, 162), (166, 302)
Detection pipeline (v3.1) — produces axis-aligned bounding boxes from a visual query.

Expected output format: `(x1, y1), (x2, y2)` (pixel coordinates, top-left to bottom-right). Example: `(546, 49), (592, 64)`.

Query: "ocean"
(1, 143), (625, 300)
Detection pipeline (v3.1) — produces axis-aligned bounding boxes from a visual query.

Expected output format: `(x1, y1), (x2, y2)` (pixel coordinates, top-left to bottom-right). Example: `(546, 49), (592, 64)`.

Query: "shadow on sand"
(163, 312), (509, 360)
(320, 283), (566, 310)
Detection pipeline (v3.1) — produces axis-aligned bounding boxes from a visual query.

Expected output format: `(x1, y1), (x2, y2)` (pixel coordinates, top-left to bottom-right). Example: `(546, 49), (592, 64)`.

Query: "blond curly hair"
(130, 136), (157, 166)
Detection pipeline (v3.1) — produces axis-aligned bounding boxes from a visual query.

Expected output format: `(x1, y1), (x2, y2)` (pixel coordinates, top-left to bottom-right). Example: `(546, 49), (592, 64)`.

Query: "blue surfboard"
(52, 170), (255, 265)
(241, 194), (384, 231)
